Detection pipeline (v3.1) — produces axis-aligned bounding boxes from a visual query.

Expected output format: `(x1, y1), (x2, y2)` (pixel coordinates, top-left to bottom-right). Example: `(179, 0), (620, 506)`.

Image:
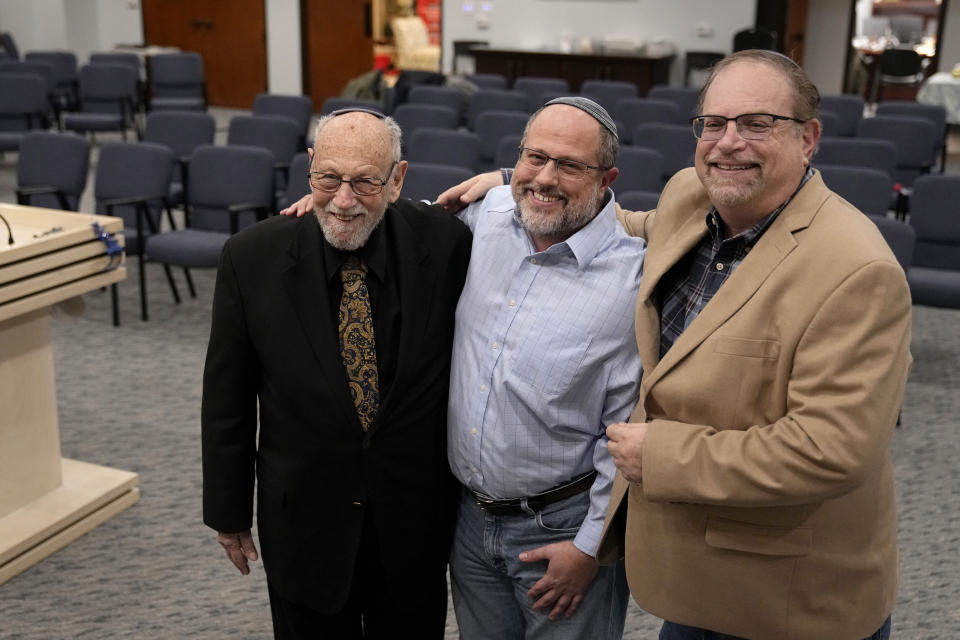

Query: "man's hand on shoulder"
(217, 530), (259, 575)
(278, 194), (313, 218)
(435, 171), (505, 212)
(520, 540), (599, 620)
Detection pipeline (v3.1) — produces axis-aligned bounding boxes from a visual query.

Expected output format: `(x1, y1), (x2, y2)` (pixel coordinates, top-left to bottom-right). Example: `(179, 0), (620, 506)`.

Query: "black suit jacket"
(202, 199), (471, 613)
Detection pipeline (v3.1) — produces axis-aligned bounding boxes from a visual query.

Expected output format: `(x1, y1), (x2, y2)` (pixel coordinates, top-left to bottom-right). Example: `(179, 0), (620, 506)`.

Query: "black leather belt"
(468, 470), (598, 516)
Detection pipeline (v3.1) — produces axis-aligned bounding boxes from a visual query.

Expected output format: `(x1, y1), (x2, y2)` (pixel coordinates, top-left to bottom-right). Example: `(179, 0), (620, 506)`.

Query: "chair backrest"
(0, 74), (48, 131)
(319, 97), (383, 115)
(94, 142), (176, 241)
(149, 52), (205, 110)
(188, 144), (276, 232)
(733, 27), (777, 52)
(76, 63), (138, 113)
(615, 98), (684, 143)
(819, 110), (840, 137)
(615, 147), (665, 193)
(392, 103), (459, 150)
(632, 123), (697, 184)
(280, 151), (311, 211)
(475, 109), (531, 164)
(0, 59), (54, 94)
(908, 174), (960, 269)
(251, 92), (314, 140)
(150, 52), (204, 94)
(857, 115), (937, 185)
(401, 162), (475, 202)
(580, 80), (638, 115)
(494, 134), (523, 170)
(407, 85), (464, 118)
(879, 47), (923, 79)
(513, 76), (570, 110)
(16, 131), (90, 210)
(818, 94), (864, 137)
(25, 51), (78, 87)
(227, 114), (302, 166)
(817, 164), (894, 216)
(467, 89), (529, 130)
(89, 52), (141, 76)
(143, 110), (216, 160)
(646, 85), (700, 121)
(468, 73), (508, 90)
(876, 100), (946, 159)
(814, 136), (897, 177)
(618, 189), (661, 212)
(407, 128), (482, 170)
(866, 214), (915, 272)
(888, 14), (925, 45)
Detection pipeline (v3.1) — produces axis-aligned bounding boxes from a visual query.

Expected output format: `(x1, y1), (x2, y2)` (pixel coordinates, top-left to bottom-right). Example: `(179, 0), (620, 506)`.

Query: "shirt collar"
(705, 167), (815, 246)
(512, 189), (618, 269)
(321, 212), (388, 284)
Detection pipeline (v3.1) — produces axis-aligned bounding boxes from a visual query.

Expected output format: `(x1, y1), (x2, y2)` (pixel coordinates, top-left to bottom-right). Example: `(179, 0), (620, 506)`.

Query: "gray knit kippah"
(327, 107), (386, 119)
(544, 96), (619, 141)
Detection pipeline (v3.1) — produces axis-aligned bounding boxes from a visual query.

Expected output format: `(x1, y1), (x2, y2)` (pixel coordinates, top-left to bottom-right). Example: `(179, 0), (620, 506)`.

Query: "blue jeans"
(659, 615), (892, 640)
(450, 488), (628, 640)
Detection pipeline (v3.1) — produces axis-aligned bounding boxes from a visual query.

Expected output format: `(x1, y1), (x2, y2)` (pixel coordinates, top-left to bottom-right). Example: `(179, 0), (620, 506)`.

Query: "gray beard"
(315, 203), (384, 251)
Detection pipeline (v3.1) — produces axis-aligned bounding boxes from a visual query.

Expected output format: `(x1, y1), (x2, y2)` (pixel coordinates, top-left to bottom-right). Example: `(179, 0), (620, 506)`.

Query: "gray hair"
(698, 49), (821, 123)
(520, 104), (619, 170)
(312, 112), (403, 163)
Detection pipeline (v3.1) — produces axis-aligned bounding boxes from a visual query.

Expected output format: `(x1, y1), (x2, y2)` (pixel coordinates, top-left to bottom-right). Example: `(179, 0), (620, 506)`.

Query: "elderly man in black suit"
(201, 108), (471, 639)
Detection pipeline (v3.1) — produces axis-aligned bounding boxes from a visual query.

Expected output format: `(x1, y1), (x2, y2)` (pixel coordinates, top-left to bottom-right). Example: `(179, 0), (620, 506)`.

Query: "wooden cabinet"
(470, 48), (674, 96)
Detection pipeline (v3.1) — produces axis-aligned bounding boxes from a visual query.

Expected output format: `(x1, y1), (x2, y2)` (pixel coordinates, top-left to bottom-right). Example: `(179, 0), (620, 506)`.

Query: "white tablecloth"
(918, 72), (960, 124)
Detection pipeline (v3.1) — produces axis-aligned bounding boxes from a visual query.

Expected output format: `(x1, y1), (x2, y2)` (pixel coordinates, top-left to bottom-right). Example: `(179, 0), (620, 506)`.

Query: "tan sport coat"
(598, 168), (912, 640)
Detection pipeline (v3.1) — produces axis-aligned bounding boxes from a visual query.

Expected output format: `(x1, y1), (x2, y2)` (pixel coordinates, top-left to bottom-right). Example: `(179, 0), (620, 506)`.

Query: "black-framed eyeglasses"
(517, 146), (604, 181)
(308, 161), (397, 196)
(690, 113), (807, 141)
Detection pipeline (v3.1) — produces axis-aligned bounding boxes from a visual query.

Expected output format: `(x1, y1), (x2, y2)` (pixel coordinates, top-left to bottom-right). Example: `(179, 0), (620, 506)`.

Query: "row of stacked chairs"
(10, 97), (317, 326)
(0, 48), (208, 149)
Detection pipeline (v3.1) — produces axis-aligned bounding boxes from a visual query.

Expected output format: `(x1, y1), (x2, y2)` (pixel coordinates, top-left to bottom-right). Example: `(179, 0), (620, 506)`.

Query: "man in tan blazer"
(601, 51), (911, 639)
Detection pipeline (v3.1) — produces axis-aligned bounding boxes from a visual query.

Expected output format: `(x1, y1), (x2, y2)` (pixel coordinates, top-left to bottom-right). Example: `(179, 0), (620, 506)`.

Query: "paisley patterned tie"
(338, 257), (380, 431)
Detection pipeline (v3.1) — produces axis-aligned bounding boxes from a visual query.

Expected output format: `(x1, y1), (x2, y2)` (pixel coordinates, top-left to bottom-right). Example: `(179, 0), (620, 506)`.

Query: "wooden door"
(303, 0), (374, 109)
(142, 0), (267, 108)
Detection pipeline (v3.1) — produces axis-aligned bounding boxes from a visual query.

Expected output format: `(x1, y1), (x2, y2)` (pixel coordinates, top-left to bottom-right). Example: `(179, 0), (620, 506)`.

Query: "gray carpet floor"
(0, 120), (958, 638)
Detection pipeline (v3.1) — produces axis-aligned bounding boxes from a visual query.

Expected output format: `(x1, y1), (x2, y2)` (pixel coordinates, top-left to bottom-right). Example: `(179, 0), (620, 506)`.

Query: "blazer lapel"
(370, 208), (435, 432)
(281, 217), (360, 429)
(642, 172), (830, 392)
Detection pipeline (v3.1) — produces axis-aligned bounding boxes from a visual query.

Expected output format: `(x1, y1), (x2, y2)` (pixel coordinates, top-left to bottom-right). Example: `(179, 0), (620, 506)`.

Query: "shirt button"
(509, 299), (516, 306)
(491, 341), (498, 349)
(530, 258), (537, 264)
(471, 428), (478, 435)
(480, 384), (488, 392)
(715, 262), (724, 271)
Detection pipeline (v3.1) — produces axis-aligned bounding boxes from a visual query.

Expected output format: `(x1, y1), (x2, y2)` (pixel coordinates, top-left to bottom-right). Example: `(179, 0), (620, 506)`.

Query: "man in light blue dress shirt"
(447, 97), (645, 639)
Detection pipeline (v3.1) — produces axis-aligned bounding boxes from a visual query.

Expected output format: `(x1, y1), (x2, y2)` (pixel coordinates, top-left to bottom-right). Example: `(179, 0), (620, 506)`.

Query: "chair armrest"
(226, 202), (269, 234)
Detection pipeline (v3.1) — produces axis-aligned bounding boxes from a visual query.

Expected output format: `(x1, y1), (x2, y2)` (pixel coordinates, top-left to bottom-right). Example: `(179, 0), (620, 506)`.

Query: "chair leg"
(139, 251), (149, 321)
(163, 264), (182, 304)
(111, 283), (120, 327)
(183, 267), (197, 298)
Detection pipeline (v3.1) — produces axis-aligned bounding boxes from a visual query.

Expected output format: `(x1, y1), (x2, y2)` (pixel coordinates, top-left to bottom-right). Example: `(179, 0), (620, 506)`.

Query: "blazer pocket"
(714, 336), (780, 359)
(705, 516), (812, 557)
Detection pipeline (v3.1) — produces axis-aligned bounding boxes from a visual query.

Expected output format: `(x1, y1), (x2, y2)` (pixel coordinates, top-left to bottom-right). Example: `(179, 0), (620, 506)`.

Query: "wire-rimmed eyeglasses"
(690, 113), (807, 141)
(517, 146), (605, 181)
(309, 161), (397, 196)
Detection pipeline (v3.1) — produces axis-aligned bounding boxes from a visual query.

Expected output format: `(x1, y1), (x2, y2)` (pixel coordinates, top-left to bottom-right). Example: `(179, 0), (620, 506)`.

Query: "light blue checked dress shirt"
(449, 185), (645, 556)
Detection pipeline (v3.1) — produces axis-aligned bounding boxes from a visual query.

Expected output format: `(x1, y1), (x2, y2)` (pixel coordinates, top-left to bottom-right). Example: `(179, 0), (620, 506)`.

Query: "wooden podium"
(0, 204), (139, 585)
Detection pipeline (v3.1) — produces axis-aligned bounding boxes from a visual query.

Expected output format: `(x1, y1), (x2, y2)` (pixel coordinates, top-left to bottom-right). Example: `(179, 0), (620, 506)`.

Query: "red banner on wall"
(417, 0), (442, 46)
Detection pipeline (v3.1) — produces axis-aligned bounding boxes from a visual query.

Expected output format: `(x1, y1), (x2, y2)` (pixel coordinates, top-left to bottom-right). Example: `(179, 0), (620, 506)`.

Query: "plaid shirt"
(658, 169), (813, 358)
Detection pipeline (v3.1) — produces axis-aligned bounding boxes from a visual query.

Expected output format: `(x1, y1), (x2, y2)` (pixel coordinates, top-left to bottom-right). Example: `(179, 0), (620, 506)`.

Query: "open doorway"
(843, 0), (949, 100)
